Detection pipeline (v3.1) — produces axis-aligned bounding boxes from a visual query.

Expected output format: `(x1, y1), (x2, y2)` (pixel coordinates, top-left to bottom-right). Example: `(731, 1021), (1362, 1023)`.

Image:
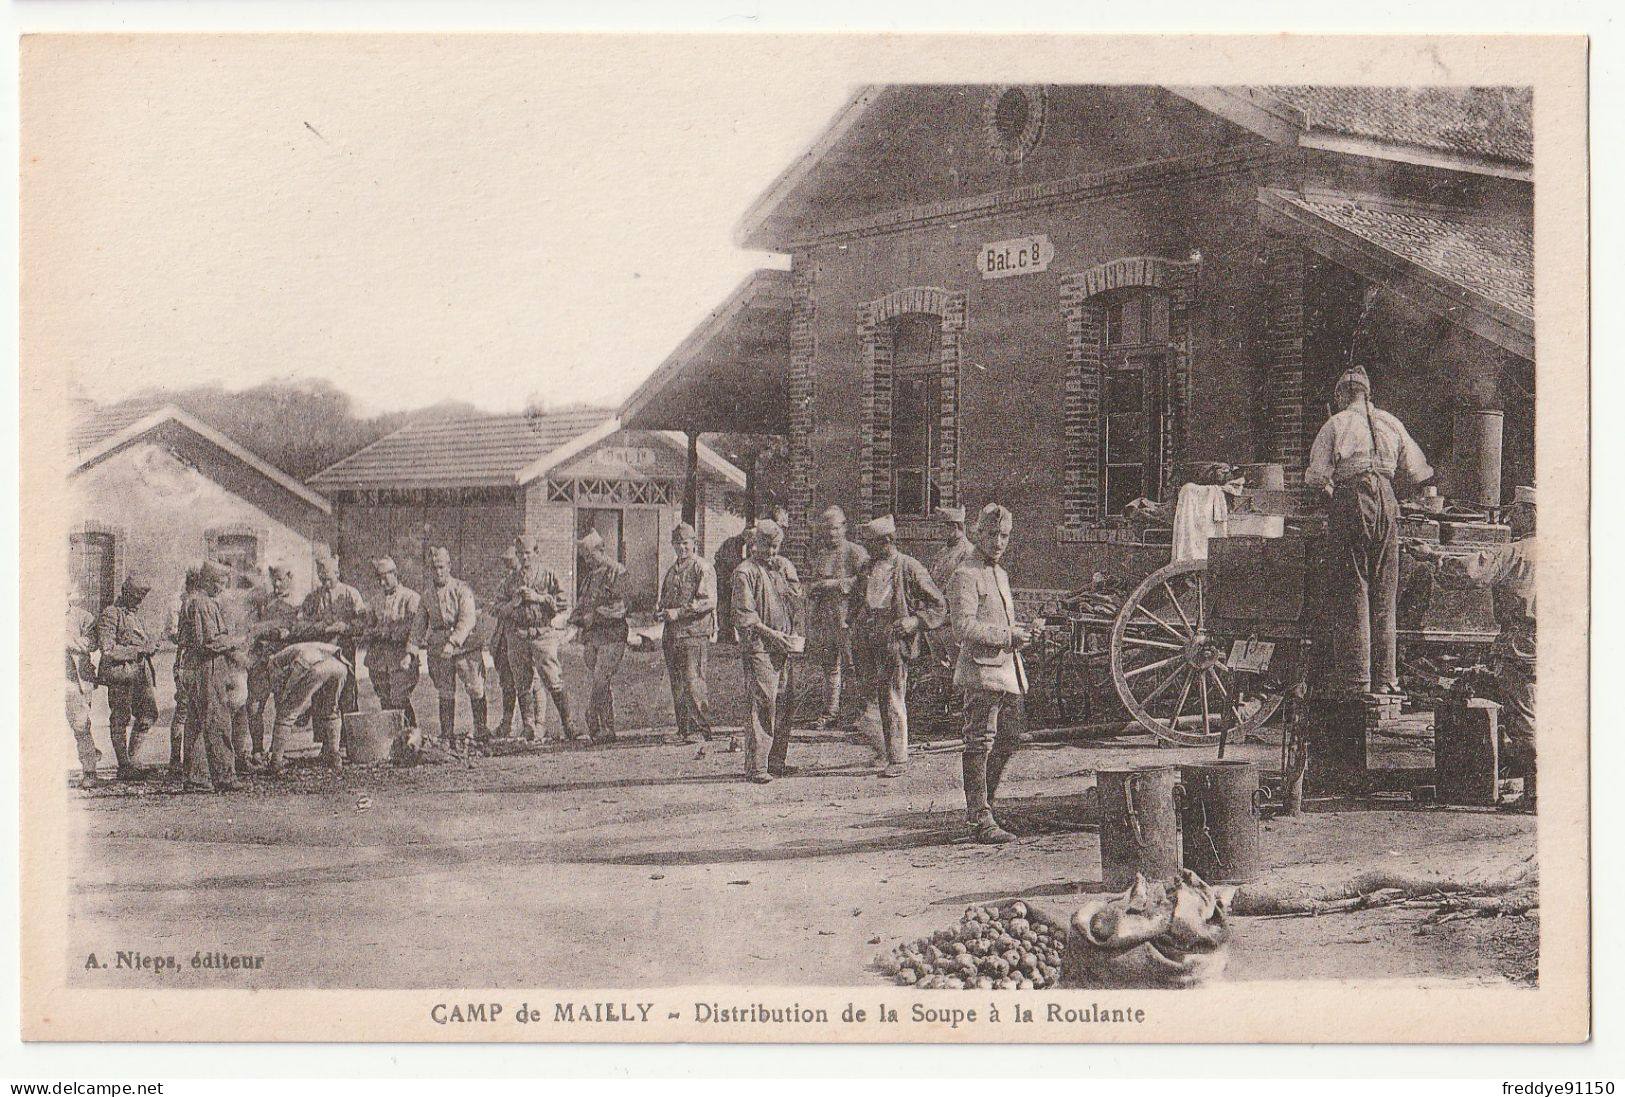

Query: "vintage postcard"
(19, 32), (1589, 1043)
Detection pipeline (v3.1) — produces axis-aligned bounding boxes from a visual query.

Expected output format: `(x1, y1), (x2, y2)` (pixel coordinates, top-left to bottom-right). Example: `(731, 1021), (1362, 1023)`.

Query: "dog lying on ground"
(1062, 870), (1236, 989)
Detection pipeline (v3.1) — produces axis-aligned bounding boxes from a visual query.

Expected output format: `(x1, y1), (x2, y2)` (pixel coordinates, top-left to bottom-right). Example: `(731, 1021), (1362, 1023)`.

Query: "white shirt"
(1305, 401), (1433, 489)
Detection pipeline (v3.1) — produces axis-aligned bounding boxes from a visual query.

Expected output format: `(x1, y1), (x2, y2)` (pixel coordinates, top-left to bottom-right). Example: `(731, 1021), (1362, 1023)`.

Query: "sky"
(23, 36), (852, 415)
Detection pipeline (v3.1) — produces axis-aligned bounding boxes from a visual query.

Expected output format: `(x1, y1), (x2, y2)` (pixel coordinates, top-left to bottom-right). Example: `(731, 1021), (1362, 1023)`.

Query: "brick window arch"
(857, 287), (966, 523)
(1059, 257), (1199, 532)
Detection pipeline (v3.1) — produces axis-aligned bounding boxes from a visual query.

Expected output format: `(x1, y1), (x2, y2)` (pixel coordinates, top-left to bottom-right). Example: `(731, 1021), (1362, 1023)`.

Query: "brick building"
(307, 409), (747, 623)
(626, 85), (1534, 599)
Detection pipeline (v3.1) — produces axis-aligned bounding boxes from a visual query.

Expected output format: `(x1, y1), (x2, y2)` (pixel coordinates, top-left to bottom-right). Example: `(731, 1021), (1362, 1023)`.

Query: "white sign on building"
(976, 234), (1055, 280)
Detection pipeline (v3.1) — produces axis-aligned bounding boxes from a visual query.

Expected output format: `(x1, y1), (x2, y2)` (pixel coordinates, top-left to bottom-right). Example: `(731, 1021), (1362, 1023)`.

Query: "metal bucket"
(1096, 765), (1182, 890)
(342, 709), (407, 765)
(1178, 761), (1264, 883)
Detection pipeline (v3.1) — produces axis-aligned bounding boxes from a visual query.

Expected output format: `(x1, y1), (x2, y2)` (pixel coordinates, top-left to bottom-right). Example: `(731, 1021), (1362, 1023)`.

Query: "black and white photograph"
(18, 32), (1589, 1045)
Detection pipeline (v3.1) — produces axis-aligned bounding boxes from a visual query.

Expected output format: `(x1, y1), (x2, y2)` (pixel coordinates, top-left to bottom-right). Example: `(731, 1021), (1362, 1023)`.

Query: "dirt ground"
(65, 644), (1539, 991)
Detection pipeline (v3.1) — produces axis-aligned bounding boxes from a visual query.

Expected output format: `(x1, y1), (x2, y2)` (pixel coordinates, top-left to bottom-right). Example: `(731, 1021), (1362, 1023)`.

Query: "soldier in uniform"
(366, 556), (422, 725)
(925, 505), (975, 672)
(264, 641), (351, 772)
(807, 506), (868, 731)
(163, 567), (203, 779)
(412, 546), (488, 752)
(488, 546), (523, 739)
(294, 551), (369, 716)
(503, 538), (581, 744)
(571, 529), (630, 744)
(731, 519), (802, 783)
(66, 587), (104, 788)
(847, 515), (947, 777)
(97, 575), (160, 779)
(175, 561), (244, 793)
(657, 521), (717, 744)
(949, 504), (1032, 844)
(237, 563), (301, 770)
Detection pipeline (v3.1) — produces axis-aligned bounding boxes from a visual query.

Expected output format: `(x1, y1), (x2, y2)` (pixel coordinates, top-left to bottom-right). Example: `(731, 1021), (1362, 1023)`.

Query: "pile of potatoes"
(876, 901), (1065, 990)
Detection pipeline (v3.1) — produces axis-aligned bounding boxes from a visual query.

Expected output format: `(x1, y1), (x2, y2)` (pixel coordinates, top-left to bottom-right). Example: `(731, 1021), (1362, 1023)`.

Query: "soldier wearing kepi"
(807, 505), (868, 731)
(176, 561), (244, 793)
(97, 575), (161, 779)
(412, 546), (489, 754)
(294, 551), (369, 716)
(657, 521), (717, 744)
(66, 587), (105, 788)
(571, 529), (631, 745)
(238, 563), (301, 770)
(503, 538), (582, 744)
(365, 556), (422, 726)
(731, 518), (803, 783)
(949, 504), (1032, 844)
(1305, 363), (1433, 697)
(847, 515), (947, 777)
(264, 641), (351, 772)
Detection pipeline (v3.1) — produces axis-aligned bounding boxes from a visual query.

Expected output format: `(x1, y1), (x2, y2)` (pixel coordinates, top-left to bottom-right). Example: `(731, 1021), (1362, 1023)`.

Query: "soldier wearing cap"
(571, 528), (631, 744)
(235, 563), (301, 770)
(487, 545), (524, 739)
(948, 504), (1031, 843)
(293, 550), (369, 718)
(411, 546), (488, 751)
(174, 560), (244, 792)
(715, 506), (789, 645)
(731, 518), (803, 782)
(264, 641), (350, 772)
(97, 574), (161, 779)
(848, 515), (947, 777)
(926, 505), (975, 669)
(807, 505), (869, 730)
(501, 537), (581, 743)
(365, 556), (422, 726)
(66, 585), (104, 788)
(1305, 361), (1433, 696)
(657, 521), (718, 744)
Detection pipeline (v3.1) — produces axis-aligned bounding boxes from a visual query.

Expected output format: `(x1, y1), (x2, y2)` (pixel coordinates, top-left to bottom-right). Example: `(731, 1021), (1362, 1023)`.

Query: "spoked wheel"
(1109, 558), (1284, 747)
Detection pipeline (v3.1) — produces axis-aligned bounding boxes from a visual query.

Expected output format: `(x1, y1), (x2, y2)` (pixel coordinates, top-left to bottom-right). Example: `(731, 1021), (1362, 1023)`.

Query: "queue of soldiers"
(67, 500), (1040, 842)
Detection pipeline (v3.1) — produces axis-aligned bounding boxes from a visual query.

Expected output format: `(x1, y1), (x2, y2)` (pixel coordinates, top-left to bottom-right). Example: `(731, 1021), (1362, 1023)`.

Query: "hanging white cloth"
(1172, 482), (1230, 562)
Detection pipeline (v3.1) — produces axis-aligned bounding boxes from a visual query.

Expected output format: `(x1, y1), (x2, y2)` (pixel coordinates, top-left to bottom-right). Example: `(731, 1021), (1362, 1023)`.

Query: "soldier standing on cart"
(1305, 363), (1433, 698)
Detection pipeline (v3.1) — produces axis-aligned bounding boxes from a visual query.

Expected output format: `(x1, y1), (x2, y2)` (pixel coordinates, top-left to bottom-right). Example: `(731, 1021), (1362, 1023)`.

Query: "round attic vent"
(984, 85), (1048, 165)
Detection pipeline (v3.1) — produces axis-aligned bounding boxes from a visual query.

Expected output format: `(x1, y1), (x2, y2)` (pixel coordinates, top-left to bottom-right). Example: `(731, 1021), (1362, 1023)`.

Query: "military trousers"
(1328, 471), (1399, 694)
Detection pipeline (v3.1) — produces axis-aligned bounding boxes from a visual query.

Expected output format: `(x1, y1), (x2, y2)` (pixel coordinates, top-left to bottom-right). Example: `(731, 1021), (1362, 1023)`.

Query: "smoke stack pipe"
(1452, 408), (1504, 507)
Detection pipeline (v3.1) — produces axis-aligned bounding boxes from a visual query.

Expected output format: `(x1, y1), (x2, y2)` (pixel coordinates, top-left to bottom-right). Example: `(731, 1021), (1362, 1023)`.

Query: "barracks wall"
(795, 158), (1278, 593)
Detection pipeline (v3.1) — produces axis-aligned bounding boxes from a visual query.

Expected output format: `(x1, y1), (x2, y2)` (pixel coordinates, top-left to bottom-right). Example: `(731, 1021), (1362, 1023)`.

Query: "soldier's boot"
(515, 689), (539, 743)
(553, 690), (584, 742)
(471, 699), (490, 747)
(318, 717), (344, 770)
(109, 721), (133, 779)
(267, 750), (286, 775)
(963, 752), (1015, 844)
(438, 698), (458, 749)
(986, 751), (1014, 805)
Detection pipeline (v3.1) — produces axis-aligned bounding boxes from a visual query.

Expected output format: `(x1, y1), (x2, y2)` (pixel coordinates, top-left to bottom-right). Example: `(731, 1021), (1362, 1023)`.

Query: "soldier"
(66, 586), (104, 788)
(1305, 364), (1433, 697)
(1416, 486), (1537, 812)
(949, 504), (1032, 844)
(163, 567), (203, 779)
(294, 551), (369, 716)
(264, 641), (350, 772)
(732, 518), (802, 783)
(97, 575), (160, 779)
(848, 515), (947, 778)
(237, 563), (301, 770)
(925, 505), (975, 672)
(412, 546), (488, 752)
(488, 546), (523, 739)
(572, 529), (630, 744)
(366, 556), (421, 725)
(807, 505), (868, 731)
(175, 561), (244, 793)
(503, 538), (582, 744)
(715, 505), (788, 646)
(657, 521), (717, 744)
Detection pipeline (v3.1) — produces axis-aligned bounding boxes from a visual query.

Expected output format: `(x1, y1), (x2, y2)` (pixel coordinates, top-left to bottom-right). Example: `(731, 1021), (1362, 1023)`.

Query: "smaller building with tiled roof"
(310, 410), (745, 614)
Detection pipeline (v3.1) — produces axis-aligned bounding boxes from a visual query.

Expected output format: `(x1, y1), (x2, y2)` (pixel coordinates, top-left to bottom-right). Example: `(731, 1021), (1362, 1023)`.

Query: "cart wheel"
(1109, 558), (1284, 747)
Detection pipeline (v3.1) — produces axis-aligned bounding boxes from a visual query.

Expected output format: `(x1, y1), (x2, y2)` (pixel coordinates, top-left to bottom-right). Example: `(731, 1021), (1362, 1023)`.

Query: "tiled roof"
(1255, 86), (1532, 166)
(1277, 191), (1532, 319)
(69, 398), (170, 459)
(308, 409), (615, 490)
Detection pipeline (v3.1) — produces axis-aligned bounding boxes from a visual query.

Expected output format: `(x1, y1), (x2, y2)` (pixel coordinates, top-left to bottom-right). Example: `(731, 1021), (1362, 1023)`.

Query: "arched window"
(890, 313), (944, 516)
(1100, 291), (1174, 515)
